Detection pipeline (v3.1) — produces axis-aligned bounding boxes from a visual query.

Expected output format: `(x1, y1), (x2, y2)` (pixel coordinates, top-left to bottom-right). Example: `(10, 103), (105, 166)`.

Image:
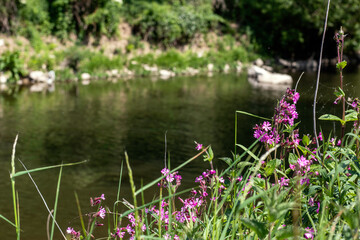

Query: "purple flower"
(66, 227), (81, 239)
(351, 98), (358, 109)
(318, 132), (323, 141)
(297, 156), (310, 168)
(195, 143), (203, 151)
(262, 121), (272, 132)
(97, 206), (106, 219)
(111, 227), (125, 239)
(90, 194), (105, 206)
(309, 198), (314, 206)
(161, 168), (170, 176)
(316, 202), (320, 213)
(304, 227), (315, 239)
(278, 177), (289, 187)
(289, 164), (296, 170)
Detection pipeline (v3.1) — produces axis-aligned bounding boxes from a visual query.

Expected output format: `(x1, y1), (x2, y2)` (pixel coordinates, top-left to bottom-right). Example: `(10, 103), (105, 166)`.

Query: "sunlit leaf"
(241, 218), (268, 239)
(319, 114), (344, 125)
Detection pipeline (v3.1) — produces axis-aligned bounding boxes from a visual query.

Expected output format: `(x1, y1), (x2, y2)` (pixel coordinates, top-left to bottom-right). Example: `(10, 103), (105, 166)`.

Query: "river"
(0, 69), (359, 239)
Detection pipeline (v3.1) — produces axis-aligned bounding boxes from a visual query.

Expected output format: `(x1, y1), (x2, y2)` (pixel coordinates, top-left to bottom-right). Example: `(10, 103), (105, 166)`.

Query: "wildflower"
(334, 96), (341, 104)
(111, 227), (125, 239)
(337, 139), (341, 146)
(195, 142), (203, 151)
(300, 178), (309, 185)
(351, 98), (358, 109)
(297, 156), (310, 168)
(96, 206), (106, 219)
(278, 177), (289, 187)
(309, 198), (314, 206)
(262, 121), (272, 132)
(90, 194), (105, 206)
(66, 227), (81, 239)
(316, 202), (320, 214)
(304, 227), (315, 239)
(318, 132), (323, 141)
(289, 164), (296, 170)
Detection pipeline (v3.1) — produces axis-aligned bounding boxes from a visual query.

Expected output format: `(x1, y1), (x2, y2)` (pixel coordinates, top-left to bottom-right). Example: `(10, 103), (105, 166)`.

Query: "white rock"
(143, 64), (158, 73)
(185, 67), (199, 76)
(0, 74), (7, 84)
(48, 70), (55, 84)
(224, 64), (230, 73)
(247, 65), (292, 85)
(207, 63), (214, 72)
(236, 61), (243, 73)
(255, 58), (264, 67)
(122, 68), (134, 76)
(0, 39), (4, 47)
(29, 71), (48, 82)
(81, 73), (91, 81)
(159, 69), (175, 78)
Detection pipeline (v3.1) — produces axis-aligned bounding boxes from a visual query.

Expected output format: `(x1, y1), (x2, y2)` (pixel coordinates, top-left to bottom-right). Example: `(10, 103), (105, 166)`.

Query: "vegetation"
(1, 0), (359, 68)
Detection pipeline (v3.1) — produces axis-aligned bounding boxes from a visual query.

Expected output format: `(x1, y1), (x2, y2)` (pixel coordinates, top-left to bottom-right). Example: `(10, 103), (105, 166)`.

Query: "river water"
(0, 70), (359, 239)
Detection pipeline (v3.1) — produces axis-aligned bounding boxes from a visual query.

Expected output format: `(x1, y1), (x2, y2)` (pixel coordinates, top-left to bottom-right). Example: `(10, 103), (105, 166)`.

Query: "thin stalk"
(74, 191), (87, 237)
(114, 161), (124, 227)
(124, 152), (140, 238)
(313, 0), (331, 153)
(50, 166), (63, 240)
(10, 134), (20, 240)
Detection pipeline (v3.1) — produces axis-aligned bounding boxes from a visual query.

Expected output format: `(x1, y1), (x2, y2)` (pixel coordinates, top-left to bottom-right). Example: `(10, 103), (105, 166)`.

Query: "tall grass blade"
(236, 111), (272, 121)
(0, 214), (16, 228)
(74, 191), (87, 237)
(12, 160), (87, 178)
(113, 161), (124, 226)
(10, 134), (20, 239)
(50, 166), (63, 240)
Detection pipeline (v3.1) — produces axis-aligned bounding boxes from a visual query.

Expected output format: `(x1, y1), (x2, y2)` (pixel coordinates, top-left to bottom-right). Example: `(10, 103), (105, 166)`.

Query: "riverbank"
(0, 23), (259, 86)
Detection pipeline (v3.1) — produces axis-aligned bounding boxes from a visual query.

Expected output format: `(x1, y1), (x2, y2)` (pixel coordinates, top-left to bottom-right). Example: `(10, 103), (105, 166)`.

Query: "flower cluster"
(66, 227), (81, 240)
(273, 88), (299, 126)
(159, 168), (182, 188)
(66, 194), (106, 240)
(253, 88), (300, 146)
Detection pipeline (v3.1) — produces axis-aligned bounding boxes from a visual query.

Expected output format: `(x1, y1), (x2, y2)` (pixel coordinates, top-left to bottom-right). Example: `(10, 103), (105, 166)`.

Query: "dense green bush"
(0, 51), (26, 83)
(125, 1), (223, 46)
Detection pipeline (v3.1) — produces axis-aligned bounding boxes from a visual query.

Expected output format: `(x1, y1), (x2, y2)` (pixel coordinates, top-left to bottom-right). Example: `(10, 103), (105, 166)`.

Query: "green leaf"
(275, 226), (294, 240)
(319, 114), (344, 125)
(283, 121), (301, 133)
(345, 109), (358, 122)
(265, 159), (277, 177)
(203, 146), (214, 162)
(219, 157), (232, 166)
(241, 218), (268, 239)
(302, 134), (310, 146)
(334, 87), (345, 98)
(236, 110), (272, 121)
(336, 60), (347, 70)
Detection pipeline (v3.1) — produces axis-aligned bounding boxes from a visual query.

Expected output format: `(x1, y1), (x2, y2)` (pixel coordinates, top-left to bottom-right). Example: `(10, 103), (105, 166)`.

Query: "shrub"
(0, 50), (26, 83)
(125, 1), (224, 46)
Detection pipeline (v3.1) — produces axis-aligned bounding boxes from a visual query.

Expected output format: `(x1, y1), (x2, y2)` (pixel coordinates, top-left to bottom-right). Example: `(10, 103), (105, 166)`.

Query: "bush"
(125, 1), (224, 46)
(0, 50), (26, 83)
